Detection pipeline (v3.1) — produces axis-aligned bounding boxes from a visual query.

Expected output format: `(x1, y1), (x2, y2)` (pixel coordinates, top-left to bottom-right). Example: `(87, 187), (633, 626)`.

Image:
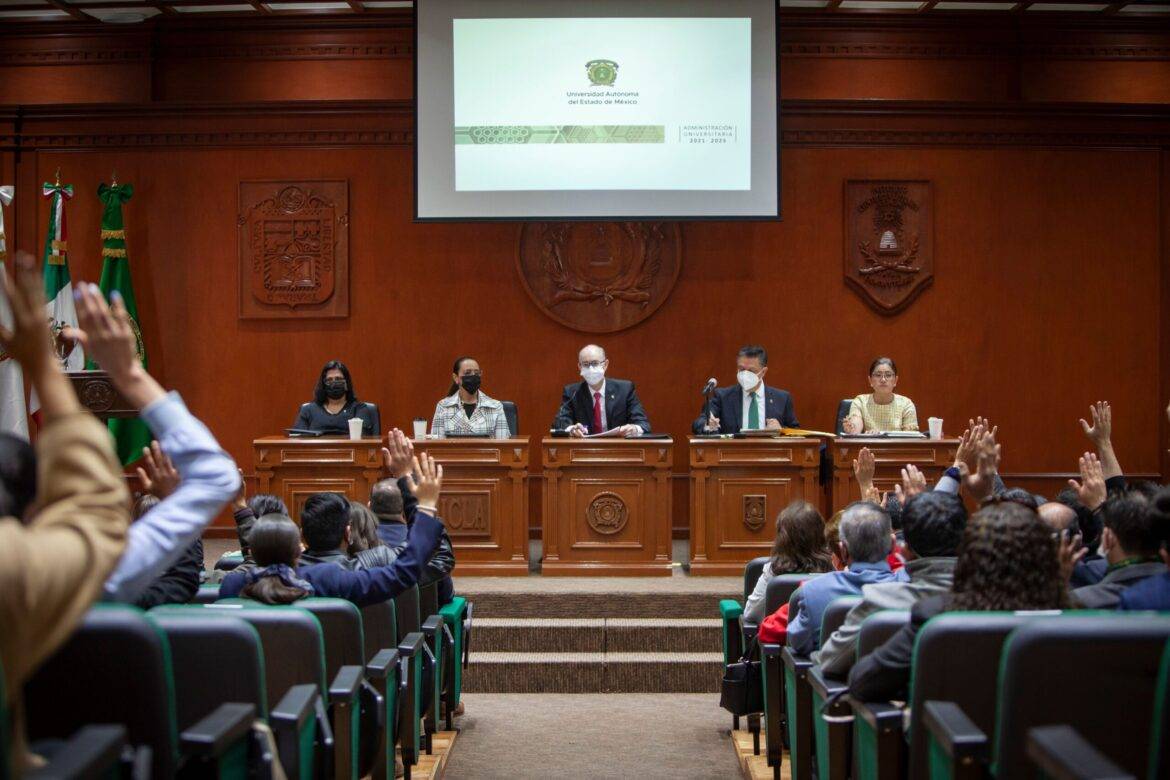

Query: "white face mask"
(581, 366), (605, 386)
(737, 369), (761, 391)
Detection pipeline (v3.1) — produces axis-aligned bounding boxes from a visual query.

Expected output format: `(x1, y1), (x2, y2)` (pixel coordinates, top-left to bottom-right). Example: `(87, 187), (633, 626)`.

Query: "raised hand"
(1079, 401), (1112, 448)
(963, 428), (1000, 502)
(1067, 452), (1107, 511)
(135, 440), (180, 498)
(404, 452), (443, 509)
(853, 447), (876, 493)
(900, 464), (927, 500)
(67, 283), (163, 410)
(1058, 529), (1086, 584)
(953, 421), (984, 470)
(381, 428), (415, 478)
(231, 468), (247, 510)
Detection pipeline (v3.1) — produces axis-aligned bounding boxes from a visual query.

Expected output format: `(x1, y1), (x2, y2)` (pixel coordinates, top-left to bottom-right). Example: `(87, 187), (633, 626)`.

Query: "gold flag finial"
(54, 167), (61, 187)
(111, 168), (118, 187)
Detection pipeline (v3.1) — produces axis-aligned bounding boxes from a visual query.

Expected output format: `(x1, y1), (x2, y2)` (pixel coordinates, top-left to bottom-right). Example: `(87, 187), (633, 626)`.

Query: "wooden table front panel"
(688, 438), (823, 576)
(254, 436), (386, 522)
(413, 438), (530, 576)
(830, 438), (960, 509)
(541, 438), (673, 576)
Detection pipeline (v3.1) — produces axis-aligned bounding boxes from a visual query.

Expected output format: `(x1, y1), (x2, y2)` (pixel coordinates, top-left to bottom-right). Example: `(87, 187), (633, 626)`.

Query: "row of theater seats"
(4, 581), (471, 780)
(720, 557), (1170, 780)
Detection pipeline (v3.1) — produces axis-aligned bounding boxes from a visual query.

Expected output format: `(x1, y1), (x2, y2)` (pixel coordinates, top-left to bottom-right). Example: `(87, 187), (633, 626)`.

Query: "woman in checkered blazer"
(429, 356), (512, 439)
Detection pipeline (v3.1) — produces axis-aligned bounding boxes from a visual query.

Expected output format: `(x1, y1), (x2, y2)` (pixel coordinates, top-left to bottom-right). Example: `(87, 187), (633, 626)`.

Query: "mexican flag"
(0, 185), (28, 440)
(30, 180), (83, 425)
(89, 181), (151, 465)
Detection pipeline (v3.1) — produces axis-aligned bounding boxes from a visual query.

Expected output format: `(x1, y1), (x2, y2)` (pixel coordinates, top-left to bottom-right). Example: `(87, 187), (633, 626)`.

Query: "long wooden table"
(688, 436), (823, 575)
(828, 436), (960, 508)
(412, 437), (530, 576)
(252, 435), (530, 574)
(540, 437), (673, 576)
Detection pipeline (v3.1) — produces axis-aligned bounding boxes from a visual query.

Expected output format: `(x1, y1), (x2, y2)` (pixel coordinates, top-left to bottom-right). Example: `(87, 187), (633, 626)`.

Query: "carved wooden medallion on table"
(238, 180), (349, 319)
(743, 495), (767, 533)
(844, 180), (933, 315)
(517, 222), (681, 333)
(586, 491), (629, 535)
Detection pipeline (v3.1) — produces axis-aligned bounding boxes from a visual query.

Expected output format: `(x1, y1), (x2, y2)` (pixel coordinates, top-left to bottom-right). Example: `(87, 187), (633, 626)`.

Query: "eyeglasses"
(580, 361), (605, 369)
(870, 373), (896, 380)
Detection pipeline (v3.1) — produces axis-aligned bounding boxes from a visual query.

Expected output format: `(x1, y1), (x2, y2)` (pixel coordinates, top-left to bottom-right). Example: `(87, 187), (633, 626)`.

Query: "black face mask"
(324, 380), (347, 400)
(460, 375), (482, 395)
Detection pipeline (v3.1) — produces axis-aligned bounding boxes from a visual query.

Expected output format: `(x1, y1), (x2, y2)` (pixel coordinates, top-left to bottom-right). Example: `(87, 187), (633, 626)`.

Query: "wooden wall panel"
(155, 59), (413, 103)
(1022, 61), (1170, 105)
(0, 64), (150, 106)
(5, 136), (1162, 532)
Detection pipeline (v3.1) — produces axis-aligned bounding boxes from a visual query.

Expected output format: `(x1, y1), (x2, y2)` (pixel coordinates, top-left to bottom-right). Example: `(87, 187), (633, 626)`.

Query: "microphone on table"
(700, 378), (717, 396)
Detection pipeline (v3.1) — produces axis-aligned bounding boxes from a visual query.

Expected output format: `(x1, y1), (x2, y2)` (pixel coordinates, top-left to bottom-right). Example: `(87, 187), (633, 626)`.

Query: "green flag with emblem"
(88, 181), (151, 465)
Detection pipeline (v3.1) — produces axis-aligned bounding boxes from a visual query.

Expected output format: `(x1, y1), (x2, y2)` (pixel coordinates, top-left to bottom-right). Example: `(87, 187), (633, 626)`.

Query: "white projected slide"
(452, 17), (751, 192)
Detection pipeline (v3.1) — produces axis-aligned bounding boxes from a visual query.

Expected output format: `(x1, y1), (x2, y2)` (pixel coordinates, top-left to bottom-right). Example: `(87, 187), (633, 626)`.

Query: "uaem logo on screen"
(586, 59), (618, 87)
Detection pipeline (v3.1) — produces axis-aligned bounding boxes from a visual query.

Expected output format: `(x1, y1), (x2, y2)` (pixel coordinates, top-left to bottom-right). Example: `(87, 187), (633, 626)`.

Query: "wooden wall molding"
(7, 100), (1170, 152)
(0, 48), (148, 67)
(157, 43), (413, 61)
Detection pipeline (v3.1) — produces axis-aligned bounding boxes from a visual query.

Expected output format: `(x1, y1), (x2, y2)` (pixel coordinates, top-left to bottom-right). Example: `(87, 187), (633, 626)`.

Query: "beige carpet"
(444, 693), (740, 779)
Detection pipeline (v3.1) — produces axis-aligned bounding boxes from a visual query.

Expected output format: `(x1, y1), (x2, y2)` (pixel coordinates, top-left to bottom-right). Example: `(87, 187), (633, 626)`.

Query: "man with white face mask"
(692, 345), (799, 434)
(552, 344), (650, 438)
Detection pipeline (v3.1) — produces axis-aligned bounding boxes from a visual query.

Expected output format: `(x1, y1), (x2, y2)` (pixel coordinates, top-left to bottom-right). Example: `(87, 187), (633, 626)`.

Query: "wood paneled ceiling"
(0, 0), (1166, 22)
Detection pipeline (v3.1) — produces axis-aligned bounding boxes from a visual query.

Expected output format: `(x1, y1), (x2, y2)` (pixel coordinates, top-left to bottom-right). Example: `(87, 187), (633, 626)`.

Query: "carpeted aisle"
(444, 693), (740, 779)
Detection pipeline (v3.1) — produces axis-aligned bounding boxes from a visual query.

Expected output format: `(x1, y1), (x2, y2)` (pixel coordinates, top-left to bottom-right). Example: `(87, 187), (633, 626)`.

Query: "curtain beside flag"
(0, 185), (28, 440)
(90, 181), (151, 465)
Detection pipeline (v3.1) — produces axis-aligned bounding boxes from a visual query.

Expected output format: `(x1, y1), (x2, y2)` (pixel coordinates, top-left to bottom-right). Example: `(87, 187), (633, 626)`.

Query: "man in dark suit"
(692, 345), (799, 434)
(552, 344), (651, 437)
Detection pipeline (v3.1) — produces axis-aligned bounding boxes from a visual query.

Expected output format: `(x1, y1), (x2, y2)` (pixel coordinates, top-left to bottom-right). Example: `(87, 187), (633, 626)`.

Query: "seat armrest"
(398, 631), (425, 657)
(807, 665), (848, 700)
(366, 648), (399, 681)
(270, 684), (319, 780)
(28, 725), (126, 779)
(719, 599), (744, 621)
(180, 703), (256, 756)
(761, 643), (782, 658)
(1026, 725), (1135, 780)
(851, 699), (903, 732)
(781, 646), (813, 673)
(271, 685), (317, 727)
(422, 614), (444, 635)
(329, 665), (364, 702)
(922, 700), (989, 764)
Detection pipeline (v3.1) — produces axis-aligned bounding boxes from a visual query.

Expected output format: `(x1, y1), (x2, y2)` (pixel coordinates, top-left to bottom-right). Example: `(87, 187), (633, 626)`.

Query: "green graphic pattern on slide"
(455, 125), (665, 145)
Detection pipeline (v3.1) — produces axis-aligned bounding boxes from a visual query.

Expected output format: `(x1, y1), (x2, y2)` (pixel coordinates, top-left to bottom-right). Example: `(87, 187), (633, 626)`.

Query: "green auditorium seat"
(150, 604), (328, 780)
(364, 648), (401, 780)
(811, 609), (907, 780)
(396, 633), (427, 780)
(850, 612), (1046, 780)
(362, 600), (399, 663)
(3, 655), (129, 780)
(192, 584), (221, 604)
(438, 596), (471, 730)
(772, 594), (861, 780)
(925, 614), (1170, 779)
(23, 604), (255, 779)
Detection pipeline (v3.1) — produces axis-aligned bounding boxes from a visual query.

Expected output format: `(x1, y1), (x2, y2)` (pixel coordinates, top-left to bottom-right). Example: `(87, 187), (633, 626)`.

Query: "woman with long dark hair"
(429, 356), (511, 438)
(743, 500), (834, 622)
(292, 359), (380, 436)
(847, 501), (1067, 700)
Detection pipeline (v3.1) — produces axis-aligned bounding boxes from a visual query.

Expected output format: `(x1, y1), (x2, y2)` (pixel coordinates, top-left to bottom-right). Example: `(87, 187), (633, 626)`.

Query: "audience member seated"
(293, 359), (378, 436)
(430, 355), (511, 438)
(847, 501), (1067, 701)
(299, 492), (361, 569)
(841, 357), (919, 434)
(787, 501), (908, 656)
(230, 489), (288, 563)
(220, 454), (447, 607)
(129, 456), (202, 610)
(0, 251), (131, 769)
(348, 500), (397, 569)
(1070, 482), (1164, 608)
(1116, 487), (1170, 611)
(814, 490), (968, 677)
(743, 500), (833, 624)
(65, 281), (240, 604)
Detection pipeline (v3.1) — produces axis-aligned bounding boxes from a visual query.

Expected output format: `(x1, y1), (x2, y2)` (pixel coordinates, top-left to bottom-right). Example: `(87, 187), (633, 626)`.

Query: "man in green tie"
(692, 345), (800, 434)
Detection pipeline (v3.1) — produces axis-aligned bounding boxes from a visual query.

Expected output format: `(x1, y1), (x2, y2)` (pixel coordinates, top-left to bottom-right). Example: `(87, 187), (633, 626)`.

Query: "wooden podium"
(413, 437), (530, 576)
(688, 437), (823, 575)
(829, 437), (960, 508)
(253, 436), (385, 522)
(540, 437), (673, 576)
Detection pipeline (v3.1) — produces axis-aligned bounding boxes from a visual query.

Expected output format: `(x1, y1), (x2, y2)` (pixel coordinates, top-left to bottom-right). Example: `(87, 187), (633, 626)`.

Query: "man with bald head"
(552, 344), (651, 438)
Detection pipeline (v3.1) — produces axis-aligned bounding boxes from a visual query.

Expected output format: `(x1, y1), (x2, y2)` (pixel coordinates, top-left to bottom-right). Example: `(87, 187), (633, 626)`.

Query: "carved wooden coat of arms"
(844, 181), (933, 314)
(517, 222), (681, 333)
(238, 180), (349, 319)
